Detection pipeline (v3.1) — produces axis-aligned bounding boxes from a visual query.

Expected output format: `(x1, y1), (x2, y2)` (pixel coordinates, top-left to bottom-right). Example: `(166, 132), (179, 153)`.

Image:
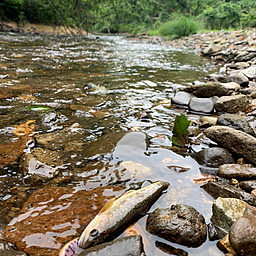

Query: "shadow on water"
(0, 32), (223, 255)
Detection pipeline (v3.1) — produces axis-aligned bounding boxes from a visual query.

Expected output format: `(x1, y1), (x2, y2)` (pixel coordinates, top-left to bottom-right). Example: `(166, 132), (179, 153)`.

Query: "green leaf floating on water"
(171, 113), (191, 147)
(28, 105), (49, 111)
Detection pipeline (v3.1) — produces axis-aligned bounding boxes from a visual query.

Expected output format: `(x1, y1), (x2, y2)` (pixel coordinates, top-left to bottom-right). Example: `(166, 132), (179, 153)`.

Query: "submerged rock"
(191, 147), (235, 168)
(146, 205), (207, 247)
(19, 147), (64, 185)
(1, 185), (125, 256)
(229, 205), (256, 256)
(35, 123), (86, 150)
(240, 180), (256, 192)
(207, 222), (225, 241)
(77, 235), (145, 256)
(211, 197), (249, 234)
(83, 131), (148, 160)
(202, 181), (256, 206)
(214, 95), (249, 113)
(218, 164), (256, 180)
(0, 241), (26, 256)
(217, 114), (256, 137)
(155, 241), (188, 256)
(205, 126), (256, 165)
(0, 136), (34, 168)
(184, 82), (227, 97)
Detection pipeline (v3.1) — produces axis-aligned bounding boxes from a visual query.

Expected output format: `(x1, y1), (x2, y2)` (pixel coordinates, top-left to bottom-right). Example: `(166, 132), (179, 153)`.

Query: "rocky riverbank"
(1, 27), (256, 255)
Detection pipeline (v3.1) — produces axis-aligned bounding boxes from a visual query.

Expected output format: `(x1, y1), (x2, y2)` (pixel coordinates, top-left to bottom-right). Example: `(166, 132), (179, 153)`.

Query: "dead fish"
(59, 180), (169, 256)
(78, 180), (169, 249)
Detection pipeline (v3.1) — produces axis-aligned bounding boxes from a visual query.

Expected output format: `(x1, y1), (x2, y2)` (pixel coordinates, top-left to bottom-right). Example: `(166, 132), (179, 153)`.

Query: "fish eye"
(89, 229), (99, 237)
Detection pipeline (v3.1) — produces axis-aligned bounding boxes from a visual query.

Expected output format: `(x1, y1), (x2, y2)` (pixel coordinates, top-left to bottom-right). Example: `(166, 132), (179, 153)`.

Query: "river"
(0, 32), (224, 255)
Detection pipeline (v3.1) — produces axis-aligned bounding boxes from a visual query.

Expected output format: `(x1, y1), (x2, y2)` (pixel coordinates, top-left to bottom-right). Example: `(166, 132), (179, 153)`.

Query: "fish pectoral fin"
(99, 198), (116, 213)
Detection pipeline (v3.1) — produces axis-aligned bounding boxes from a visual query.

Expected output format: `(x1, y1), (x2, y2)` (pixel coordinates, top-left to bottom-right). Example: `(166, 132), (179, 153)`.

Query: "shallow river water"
(0, 32), (224, 255)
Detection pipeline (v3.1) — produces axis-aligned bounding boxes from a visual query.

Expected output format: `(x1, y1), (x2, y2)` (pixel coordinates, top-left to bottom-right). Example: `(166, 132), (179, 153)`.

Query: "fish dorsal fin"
(122, 190), (135, 197)
(99, 198), (116, 214)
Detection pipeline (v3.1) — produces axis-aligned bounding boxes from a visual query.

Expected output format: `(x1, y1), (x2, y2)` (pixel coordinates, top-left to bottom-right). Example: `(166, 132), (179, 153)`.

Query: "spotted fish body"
(78, 180), (170, 249)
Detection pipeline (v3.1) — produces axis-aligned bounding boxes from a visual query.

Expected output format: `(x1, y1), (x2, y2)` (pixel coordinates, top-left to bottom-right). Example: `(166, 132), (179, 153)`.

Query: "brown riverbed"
(0, 30), (224, 255)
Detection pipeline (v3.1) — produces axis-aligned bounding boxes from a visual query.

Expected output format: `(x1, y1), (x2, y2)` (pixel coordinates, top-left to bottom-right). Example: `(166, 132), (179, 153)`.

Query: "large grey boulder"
(229, 206), (256, 255)
(146, 205), (207, 247)
(211, 197), (249, 234)
(214, 95), (249, 113)
(205, 126), (256, 165)
(217, 114), (256, 137)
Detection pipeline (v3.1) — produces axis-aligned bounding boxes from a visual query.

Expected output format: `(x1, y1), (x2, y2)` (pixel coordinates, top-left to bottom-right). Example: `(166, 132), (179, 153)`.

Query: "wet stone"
(155, 241), (188, 256)
(35, 123), (86, 150)
(2, 185), (125, 256)
(220, 82), (241, 92)
(210, 197), (249, 234)
(217, 234), (237, 255)
(214, 95), (249, 113)
(229, 205), (256, 255)
(19, 147), (64, 185)
(200, 116), (217, 126)
(0, 136), (34, 168)
(205, 126), (256, 165)
(218, 164), (256, 180)
(83, 131), (147, 160)
(234, 52), (256, 62)
(241, 65), (256, 79)
(146, 205), (207, 247)
(202, 181), (256, 206)
(207, 222), (225, 241)
(77, 235), (145, 256)
(191, 147), (235, 168)
(240, 180), (256, 192)
(188, 97), (214, 113)
(217, 114), (256, 137)
(184, 82), (227, 97)
(0, 241), (26, 256)
(171, 92), (195, 106)
(221, 72), (249, 87)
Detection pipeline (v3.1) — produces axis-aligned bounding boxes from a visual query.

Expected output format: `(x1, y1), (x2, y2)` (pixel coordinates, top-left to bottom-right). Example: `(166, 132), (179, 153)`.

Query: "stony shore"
(1, 24), (256, 255)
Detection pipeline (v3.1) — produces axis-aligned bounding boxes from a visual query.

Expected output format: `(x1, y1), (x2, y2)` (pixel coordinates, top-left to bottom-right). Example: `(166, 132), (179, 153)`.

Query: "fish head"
(78, 212), (110, 249)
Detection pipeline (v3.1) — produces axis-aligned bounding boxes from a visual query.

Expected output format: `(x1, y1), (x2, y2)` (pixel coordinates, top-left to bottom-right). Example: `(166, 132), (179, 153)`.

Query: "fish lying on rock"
(59, 180), (169, 256)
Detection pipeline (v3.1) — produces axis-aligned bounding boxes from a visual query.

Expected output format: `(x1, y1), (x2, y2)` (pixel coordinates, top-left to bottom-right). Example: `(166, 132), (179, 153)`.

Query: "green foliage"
(147, 30), (159, 36)
(171, 113), (191, 147)
(159, 14), (203, 38)
(1, 0), (256, 34)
